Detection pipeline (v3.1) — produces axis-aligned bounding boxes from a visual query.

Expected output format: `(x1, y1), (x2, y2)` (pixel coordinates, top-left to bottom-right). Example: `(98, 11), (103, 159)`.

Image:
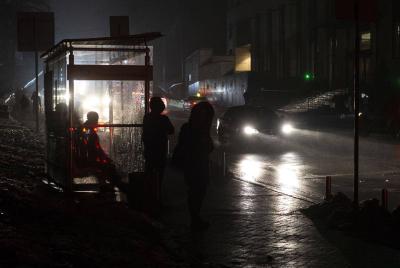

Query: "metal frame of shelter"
(41, 32), (162, 192)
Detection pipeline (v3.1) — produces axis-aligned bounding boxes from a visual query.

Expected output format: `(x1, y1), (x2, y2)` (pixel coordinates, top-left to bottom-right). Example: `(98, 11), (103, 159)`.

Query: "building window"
(235, 45), (252, 72)
(360, 31), (372, 51)
(394, 22), (400, 58)
(393, 0), (400, 58)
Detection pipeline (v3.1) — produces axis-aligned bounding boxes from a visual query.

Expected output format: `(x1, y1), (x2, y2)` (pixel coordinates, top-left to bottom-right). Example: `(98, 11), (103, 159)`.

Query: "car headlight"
(281, 123), (294, 135)
(243, 126), (259, 136)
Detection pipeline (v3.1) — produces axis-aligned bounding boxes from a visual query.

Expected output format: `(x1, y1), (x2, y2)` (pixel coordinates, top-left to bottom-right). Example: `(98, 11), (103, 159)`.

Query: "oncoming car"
(216, 105), (294, 144)
(183, 96), (208, 111)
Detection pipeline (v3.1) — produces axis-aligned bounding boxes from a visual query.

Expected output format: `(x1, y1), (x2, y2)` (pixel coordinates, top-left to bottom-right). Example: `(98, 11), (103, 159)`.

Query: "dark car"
(183, 96), (208, 111)
(216, 105), (294, 144)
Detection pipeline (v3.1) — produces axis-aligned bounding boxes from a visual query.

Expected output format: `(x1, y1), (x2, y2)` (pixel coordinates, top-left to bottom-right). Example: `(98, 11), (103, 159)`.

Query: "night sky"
(50, 0), (179, 40)
(3, 0), (227, 95)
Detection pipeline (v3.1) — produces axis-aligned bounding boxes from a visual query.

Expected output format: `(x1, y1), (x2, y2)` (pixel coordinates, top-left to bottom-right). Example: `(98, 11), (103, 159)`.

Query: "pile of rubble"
(303, 192), (400, 249)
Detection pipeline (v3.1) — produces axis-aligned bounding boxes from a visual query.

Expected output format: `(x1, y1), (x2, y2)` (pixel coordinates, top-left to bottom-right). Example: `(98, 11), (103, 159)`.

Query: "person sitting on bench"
(80, 111), (123, 192)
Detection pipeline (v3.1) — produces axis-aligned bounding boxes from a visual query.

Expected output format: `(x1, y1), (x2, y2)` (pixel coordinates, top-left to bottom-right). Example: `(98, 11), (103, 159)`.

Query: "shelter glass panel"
(46, 54), (68, 111)
(72, 79), (147, 182)
(73, 49), (153, 66)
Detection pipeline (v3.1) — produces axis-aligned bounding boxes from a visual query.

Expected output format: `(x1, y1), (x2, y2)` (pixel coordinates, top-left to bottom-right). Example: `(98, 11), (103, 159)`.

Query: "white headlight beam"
(243, 126), (259, 136)
(281, 123), (294, 135)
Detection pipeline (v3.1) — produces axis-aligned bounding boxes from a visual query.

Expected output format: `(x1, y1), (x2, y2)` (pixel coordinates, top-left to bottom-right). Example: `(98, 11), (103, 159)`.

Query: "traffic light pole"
(34, 50), (39, 133)
(34, 19), (39, 133)
(353, 0), (360, 206)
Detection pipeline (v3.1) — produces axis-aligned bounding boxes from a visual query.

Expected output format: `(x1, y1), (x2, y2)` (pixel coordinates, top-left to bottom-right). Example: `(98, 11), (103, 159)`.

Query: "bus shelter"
(41, 32), (161, 192)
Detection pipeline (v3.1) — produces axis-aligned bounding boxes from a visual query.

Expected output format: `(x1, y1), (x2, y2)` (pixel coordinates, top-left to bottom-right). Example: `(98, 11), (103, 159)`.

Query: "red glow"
(335, 0), (377, 22)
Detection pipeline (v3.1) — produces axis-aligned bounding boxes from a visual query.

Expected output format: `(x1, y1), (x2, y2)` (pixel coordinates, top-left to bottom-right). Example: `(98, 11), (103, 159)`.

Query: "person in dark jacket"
(177, 101), (214, 231)
(143, 97), (174, 182)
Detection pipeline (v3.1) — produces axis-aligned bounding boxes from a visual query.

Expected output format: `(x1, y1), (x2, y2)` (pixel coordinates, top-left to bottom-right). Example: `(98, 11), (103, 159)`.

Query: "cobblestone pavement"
(161, 167), (350, 267)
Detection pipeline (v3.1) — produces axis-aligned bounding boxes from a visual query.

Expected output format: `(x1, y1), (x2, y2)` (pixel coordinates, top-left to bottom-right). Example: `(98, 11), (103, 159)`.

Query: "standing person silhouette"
(143, 97), (174, 196)
(177, 101), (214, 231)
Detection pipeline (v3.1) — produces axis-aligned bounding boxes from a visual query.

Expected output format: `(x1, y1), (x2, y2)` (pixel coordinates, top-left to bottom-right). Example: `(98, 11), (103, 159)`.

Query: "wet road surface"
(168, 107), (400, 210)
(223, 128), (400, 209)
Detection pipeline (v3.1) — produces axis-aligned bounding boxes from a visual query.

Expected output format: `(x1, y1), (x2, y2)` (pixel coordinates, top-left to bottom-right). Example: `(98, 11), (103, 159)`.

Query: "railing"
(281, 89), (348, 113)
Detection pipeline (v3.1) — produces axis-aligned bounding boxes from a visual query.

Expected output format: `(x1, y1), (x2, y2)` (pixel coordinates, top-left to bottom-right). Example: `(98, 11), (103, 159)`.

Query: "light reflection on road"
(276, 152), (301, 195)
(237, 155), (264, 183)
(234, 152), (305, 193)
(234, 151), (308, 210)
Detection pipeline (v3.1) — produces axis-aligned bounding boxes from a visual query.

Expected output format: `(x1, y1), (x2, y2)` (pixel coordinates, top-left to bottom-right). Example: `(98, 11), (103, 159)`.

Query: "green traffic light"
(304, 72), (314, 81)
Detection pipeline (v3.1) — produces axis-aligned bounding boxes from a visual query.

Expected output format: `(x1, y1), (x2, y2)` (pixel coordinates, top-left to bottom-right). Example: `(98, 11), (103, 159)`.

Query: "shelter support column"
(145, 47), (150, 114)
(67, 48), (75, 193)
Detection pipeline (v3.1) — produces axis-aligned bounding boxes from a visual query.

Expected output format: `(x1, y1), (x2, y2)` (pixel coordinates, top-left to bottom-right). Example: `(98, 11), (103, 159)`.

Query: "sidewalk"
(161, 165), (350, 267)
(0, 118), (188, 267)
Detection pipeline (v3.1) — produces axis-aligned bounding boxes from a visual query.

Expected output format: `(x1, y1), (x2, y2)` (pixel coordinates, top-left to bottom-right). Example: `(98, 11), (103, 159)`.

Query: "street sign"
(17, 12), (54, 133)
(17, 12), (54, 52)
(110, 16), (130, 37)
(335, 0), (377, 22)
(68, 65), (153, 81)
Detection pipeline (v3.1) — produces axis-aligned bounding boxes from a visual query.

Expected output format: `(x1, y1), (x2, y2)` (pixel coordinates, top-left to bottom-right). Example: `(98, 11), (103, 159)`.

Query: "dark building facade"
(153, 0), (227, 98)
(218, 0), (400, 112)
(225, 0), (354, 107)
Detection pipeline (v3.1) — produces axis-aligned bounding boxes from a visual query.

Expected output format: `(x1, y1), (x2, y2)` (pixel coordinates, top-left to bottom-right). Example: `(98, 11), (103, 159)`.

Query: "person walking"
(176, 101), (214, 231)
(142, 97), (174, 204)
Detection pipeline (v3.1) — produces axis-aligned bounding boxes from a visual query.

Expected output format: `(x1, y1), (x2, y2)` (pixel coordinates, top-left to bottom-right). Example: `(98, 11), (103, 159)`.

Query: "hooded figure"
(176, 101), (214, 231)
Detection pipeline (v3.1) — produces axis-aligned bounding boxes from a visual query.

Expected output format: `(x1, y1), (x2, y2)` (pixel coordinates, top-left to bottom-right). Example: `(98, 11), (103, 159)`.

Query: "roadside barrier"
(381, 188), (388, 210)
(223, 151), (227, 177)
(325, 176), (332, 200)
(0, 105), (9, 119)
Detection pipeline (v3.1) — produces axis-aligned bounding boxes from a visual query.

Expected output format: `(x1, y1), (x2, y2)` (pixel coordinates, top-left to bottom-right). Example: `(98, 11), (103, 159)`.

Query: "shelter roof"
(41, 32), (162, 61)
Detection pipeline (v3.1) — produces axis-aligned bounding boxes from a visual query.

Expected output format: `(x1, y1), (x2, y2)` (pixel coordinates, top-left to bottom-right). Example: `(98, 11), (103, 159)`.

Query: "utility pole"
(34, 19), (39, 133)
(335, 0), (376, 206)
(353, 0), (360, 206)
